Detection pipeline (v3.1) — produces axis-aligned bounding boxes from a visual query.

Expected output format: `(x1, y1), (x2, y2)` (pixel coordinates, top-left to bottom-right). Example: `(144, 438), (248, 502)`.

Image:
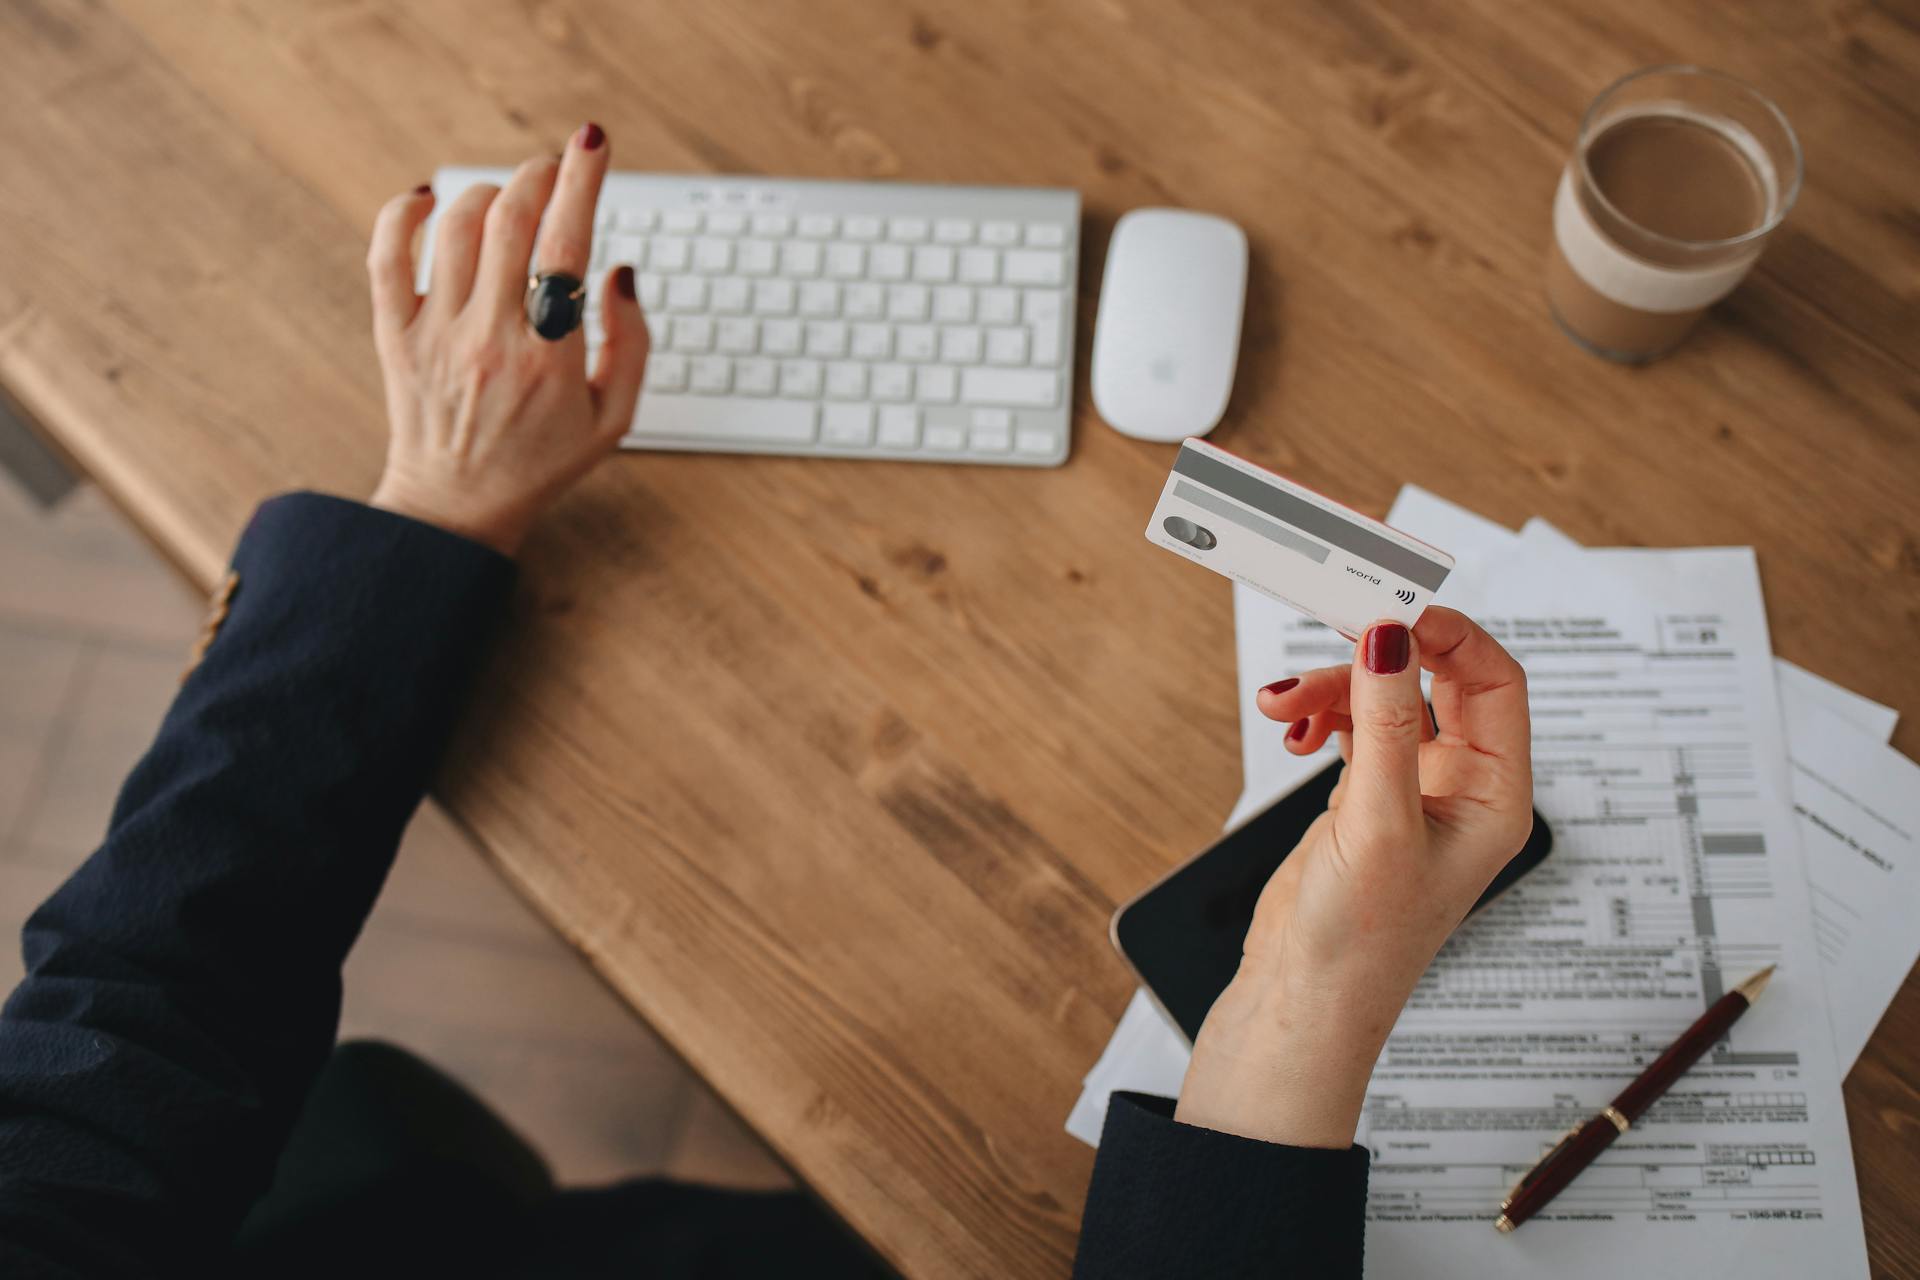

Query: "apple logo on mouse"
(1150, 355), (1179, 384)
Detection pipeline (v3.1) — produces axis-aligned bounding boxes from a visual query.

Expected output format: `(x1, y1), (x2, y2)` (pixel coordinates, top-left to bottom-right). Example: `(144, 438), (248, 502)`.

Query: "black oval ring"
(525, 271), (586, 342)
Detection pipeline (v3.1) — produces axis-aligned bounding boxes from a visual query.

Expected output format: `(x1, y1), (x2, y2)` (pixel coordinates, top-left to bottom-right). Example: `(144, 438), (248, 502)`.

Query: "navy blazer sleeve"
(0, 493), (515, 1278)
(1074, 1093), (1370, 1277)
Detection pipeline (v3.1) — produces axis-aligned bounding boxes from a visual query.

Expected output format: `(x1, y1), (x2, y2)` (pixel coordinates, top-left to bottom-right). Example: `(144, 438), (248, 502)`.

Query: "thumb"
(1341, 620), (1425, 839)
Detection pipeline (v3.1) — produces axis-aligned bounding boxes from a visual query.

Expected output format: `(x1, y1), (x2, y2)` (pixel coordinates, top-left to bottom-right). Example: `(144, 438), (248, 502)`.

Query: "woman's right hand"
(1177, 607), (1533, 1148)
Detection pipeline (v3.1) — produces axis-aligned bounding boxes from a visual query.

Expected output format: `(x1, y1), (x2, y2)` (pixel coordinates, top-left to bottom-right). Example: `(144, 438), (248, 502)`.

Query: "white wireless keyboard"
(429, 169), (1080, 466)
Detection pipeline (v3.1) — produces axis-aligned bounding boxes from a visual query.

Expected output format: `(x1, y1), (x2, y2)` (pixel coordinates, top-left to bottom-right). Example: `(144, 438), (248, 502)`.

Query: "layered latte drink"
(1549, 67), (1802, 362)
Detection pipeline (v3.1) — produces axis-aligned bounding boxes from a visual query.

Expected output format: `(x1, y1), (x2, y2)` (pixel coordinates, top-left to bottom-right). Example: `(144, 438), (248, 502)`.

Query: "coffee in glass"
(1548, 66), (1802, 363)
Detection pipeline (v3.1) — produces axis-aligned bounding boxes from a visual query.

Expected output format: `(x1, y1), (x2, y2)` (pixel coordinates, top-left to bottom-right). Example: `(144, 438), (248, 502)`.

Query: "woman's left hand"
(363, 123), (649, 555)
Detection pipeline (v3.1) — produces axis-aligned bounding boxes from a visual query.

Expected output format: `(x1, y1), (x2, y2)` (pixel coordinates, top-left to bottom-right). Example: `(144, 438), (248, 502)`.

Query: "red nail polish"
(1261, 678), (1299, 696)
(1365, 622), (1410, 675)
(413, 183), (432, 196)
(579, 122), (605, 150)
(1287, 718), (1311, 742)
(613, 265), (636, 300)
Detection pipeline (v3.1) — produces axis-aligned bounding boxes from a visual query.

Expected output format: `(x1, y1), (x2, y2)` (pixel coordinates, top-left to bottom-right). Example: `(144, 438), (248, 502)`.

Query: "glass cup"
(1547, 66), (1802, 363)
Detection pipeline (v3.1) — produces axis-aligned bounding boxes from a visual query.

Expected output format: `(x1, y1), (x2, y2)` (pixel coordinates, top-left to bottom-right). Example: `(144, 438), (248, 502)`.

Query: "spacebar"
(961, 368), (1059, 407)
(628, 396), (819, 442)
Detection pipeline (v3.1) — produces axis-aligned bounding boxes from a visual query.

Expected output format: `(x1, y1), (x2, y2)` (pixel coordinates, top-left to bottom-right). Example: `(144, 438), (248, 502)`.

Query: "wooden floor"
(0, 468), (789, 1193)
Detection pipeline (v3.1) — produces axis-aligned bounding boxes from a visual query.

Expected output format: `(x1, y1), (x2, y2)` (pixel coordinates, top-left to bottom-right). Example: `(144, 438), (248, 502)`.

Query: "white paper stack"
(1068, 487), (1920, 1279)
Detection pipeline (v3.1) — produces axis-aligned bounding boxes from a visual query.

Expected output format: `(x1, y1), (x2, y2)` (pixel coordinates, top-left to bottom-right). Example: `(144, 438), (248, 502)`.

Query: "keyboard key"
(798, 213), (838, 238)
(735, 358), (778, 396)
(986, 326), (1029, 365)
(1016, 428), (1058, 456)
(961, 367), (1058, 407)
(705, 211), (746, 235)
(780, 241), (823, 277)
(1031, 320), (1061, 366)
(825, 361), (868, 399)
(972, 408), (1012, 429)
(877, 405), (920, 448)
(693, 238), (734, 273)
(752, 279), (797, 315)
(824, 243), (866, 279)
(637, 273), (666, 310)
(646, 312), (669, 344)
(915, 365), (958, 403)
(896, 324), (937, 361)
(977, 288), (1018, 324)
(934, 218), (974, 244)
(737, 239), (778, 275)
(957, 248), (998, 284)
(1024, 289), (1064, 324)
(888, 217), (930, 242)
(710, 278), (750, 315)
(972, 426), (1013, 453)
(980, 220), (1020, 246)
(887, 284), (930, 321)
(715, 317), (758, 354)
(924, 423), (965, 451)
(662, 210), (702, 233)
(844, 215), (883, 241)
(822, 403), (875, 445)
(1025, 222), (1068, 247)
(1003, 249), (1065, 286)
(843, 283), (884, 319)
(871, 363), (912, 401)
(750, 212), (792, 237)
(616, 208), (658, 233)
(940, 326), (983, 364)
(652, 236), (691, 272)
(690, 356), (732, 394)
(645, 353), (688, 391)
(761, 318), (803, 355)
(607, 234), (648, 268)
(670, 316), (715, 352)
(869, 244), (910, 281)
(850, 323), (892, 359)
(630, 394), (817, 444)
(912, 245), (956, 283)
(779, 359), (823, 397)
(804, 320), (849, 358)
(933, 286), (974, 323)
(798, 281), (841, 317)
(666, 276), (708, 311)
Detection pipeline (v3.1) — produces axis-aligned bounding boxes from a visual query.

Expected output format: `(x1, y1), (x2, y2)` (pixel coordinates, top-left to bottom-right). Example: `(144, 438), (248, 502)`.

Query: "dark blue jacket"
(0, 493), (1367, 1277)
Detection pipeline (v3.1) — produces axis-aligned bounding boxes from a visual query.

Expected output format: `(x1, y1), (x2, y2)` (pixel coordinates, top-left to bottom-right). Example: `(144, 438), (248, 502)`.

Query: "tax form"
(1354, 538), (1866, 1277)
(1071, 487), (1882, 1276)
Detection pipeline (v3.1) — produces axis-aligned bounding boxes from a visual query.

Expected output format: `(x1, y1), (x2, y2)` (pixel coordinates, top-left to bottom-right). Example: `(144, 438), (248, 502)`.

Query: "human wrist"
(368, 474), (527, 557)
(1176, 963), (1403, 1149)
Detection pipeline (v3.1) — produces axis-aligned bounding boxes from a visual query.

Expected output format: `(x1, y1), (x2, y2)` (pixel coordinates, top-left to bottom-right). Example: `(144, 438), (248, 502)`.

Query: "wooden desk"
(2, 2), (1915, 1274)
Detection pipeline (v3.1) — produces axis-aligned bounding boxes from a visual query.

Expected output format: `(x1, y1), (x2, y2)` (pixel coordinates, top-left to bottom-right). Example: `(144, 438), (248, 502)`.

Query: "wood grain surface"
(2, 2), (1916, 1275)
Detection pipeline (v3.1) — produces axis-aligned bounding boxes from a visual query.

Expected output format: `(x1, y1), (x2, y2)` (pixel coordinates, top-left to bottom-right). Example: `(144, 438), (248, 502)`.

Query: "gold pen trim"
(1495, 1215), (1515, 1234)
(1602, 1105), (1631, 1134)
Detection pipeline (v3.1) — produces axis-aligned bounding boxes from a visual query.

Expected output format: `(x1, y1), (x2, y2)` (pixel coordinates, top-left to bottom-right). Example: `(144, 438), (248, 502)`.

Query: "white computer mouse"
(1091, 208), (1248, 443)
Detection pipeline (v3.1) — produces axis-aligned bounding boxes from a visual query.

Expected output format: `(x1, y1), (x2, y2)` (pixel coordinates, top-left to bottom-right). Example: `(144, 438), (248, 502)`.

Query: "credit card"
(1144, 439), (1453, 639)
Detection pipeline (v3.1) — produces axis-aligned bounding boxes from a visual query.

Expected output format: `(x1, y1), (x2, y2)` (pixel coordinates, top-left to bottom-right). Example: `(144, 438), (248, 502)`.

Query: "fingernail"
(613, 265), (636, 300)
(1260, 678), (1299, 696)
(1365, 622), (1410, 675)
(1287, 718), (1311, 742)
(579, 122), (605, 150)
(413, 183), (432, 196)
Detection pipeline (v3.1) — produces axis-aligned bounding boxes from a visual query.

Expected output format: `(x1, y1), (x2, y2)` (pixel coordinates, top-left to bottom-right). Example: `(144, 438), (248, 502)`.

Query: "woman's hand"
(1177, 607), (1533, 1148)
(363, 123), (649, 555)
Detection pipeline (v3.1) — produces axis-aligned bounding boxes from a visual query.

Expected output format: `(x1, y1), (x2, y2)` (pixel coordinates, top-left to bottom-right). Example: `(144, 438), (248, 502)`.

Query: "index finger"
(1413, 606), (1529, 762)
(533, 122), (609, 285)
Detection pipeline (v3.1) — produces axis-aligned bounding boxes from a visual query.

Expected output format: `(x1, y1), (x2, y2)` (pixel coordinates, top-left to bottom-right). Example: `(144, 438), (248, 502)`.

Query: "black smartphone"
(1110, 761), (1552, 1042)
